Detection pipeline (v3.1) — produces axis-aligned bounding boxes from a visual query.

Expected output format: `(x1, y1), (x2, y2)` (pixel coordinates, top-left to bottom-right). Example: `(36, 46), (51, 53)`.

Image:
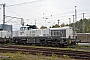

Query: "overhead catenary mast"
(72, 15), (75, 33)
(3, 4), (5, 27)
(0, 3), (6, 30)
(82, 13), (86, 33)
(69, 18), (71, 27)
(74, 6), (77, 33)
(57, 19), (60, 26)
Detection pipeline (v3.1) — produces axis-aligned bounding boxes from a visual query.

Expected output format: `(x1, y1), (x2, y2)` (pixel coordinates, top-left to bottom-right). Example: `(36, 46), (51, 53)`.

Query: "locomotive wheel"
(60, 44), (64, 48)
(40, 39), (47, 46)
(22, 41), (26, 45)
(40, 41), (43, 46)
(15, 40), (18, 44)
(43, 41), (47, 46)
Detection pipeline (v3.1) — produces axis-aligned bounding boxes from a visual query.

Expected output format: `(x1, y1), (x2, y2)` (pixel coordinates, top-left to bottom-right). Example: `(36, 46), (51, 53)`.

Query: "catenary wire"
(6, 7), (21, 17)
(6, 0), (43, 7)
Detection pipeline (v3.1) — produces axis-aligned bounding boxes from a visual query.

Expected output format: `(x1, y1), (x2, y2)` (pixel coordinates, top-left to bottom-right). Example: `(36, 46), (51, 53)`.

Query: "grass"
(0, 52), (78, 60)
(61, 55), (70, 59)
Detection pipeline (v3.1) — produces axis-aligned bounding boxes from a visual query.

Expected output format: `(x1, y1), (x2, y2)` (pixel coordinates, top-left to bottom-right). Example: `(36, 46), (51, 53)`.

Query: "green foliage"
(65, 47), (72, 50)
(25, 52), (29, 55)
(36, 53), (43, 56)
(70, 18), (90, 33)
(40, 25), (47, 29)
(49, 23), (69, 28)
(3, 52), (27, 60)
(51, 53), (58, 58)
(60, 23), (65, 27)
(61, 55), (70, 59)
(31, 44), (35, 46)
(2, 59), (11, 60)
(51, 24), (60, 28)
(66, 24), (69, 26)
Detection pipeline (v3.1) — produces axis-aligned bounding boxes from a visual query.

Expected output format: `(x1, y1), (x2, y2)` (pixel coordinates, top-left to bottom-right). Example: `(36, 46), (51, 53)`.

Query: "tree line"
(70, 18), (90, 33)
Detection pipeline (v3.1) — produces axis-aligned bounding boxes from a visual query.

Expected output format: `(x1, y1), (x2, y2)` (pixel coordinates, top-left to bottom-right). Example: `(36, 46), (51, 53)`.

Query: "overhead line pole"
(69, 18), (71, 27)
(75, 6), (77, 33)
(0, 3), (6, 30)
(57, 19), (60, 26)
(82, 13), (86, 33)
(82, 13), (85, 19)
(35, 20), (36, 25)
(3, 4), (6, 30)
(72, 15), (75, 34)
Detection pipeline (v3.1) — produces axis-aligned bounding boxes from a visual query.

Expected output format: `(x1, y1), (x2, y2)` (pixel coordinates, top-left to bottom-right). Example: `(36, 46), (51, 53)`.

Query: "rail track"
(0, 45), (90, 60)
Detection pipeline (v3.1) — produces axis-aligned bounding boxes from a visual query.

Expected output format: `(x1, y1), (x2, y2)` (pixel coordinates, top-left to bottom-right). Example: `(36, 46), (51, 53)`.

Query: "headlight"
(4, 39), (6, 42)
(69, 40), (72, 44)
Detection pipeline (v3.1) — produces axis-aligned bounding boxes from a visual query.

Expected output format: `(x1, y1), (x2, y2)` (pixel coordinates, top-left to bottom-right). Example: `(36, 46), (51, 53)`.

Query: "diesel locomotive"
(0, 25), (80, 47)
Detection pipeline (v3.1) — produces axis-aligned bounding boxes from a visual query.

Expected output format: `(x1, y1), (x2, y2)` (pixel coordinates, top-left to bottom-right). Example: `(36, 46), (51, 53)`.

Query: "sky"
(0, 0), (90, 30)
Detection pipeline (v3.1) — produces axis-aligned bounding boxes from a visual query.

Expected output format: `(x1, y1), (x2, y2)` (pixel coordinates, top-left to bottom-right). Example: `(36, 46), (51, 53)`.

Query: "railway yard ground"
(0, 52), (77, 60)
(0, 43), (89, 60)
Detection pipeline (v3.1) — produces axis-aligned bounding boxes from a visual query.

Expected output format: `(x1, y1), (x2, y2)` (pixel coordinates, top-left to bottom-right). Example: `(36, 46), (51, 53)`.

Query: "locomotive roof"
(50, 26), (72, 30)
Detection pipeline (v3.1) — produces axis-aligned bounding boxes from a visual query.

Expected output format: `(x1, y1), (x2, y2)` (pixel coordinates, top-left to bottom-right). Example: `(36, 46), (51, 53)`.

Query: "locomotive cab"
(20, 26), (29, 31)
(20, 25), (37, 31)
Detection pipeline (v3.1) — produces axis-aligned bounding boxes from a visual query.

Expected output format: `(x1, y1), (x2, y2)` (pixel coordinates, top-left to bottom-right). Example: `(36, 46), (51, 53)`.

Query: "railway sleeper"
(70, 56), (90, 59)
